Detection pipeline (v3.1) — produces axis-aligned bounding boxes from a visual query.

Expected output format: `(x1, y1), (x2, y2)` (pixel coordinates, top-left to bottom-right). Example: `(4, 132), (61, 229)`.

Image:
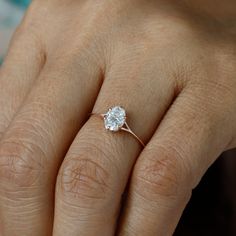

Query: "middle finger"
(0, 53), (101, 235)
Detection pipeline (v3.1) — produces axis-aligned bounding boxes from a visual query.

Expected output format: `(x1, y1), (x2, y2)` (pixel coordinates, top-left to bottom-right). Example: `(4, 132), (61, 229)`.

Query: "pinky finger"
(117, 86), (233, 236)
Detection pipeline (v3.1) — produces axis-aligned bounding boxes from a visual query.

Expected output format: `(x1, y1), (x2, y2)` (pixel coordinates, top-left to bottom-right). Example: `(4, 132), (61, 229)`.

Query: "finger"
(0, 53), (101, 235)
(117, 85), (233, 236)
(53, 52), (177, 236)
(0, 2), (46, 139)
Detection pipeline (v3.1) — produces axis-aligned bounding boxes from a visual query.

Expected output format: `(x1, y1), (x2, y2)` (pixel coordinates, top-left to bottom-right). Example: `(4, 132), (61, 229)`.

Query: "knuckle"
(58, 156), (112, 202)
(6, 27), (45, 71)
(134, 145), (192, 200)
(0, 138), (47, 189)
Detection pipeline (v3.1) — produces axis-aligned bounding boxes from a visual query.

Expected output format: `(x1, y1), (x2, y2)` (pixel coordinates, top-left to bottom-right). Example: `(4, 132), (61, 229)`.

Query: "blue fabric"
(9, 0), (31, 8)
(0, 0), (30, 64)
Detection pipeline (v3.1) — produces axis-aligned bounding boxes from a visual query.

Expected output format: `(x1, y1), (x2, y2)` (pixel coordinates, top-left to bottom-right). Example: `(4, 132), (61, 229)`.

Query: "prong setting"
(91, 106), (145, 147)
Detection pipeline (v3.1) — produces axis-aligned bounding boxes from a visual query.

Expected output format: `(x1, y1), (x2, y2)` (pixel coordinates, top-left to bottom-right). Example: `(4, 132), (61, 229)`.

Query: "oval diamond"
(104, 106), (126, 131)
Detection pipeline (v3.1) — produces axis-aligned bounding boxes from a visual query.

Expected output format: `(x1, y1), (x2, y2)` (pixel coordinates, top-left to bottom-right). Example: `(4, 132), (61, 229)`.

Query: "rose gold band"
(90, 113), (145, 147)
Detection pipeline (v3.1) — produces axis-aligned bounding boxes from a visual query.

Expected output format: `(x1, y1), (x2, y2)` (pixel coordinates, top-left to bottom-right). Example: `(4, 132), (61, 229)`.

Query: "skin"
(0, 0), (236, 235)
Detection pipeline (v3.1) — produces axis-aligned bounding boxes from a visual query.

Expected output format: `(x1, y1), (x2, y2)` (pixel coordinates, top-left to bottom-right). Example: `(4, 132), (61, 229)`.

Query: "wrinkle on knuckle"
(0, 122), (8, 138)
(134, 145), (191, 200)
(0, 138), (48, 189)
(58, 156), (112, 203)
(75, 134), (121, 173)
(13, 107), (56, 156)
(0, 109), (13, 128)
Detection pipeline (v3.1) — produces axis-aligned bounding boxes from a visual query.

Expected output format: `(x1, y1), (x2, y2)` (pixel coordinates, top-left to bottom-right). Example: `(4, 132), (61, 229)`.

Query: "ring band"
(90, 106), (145, 147)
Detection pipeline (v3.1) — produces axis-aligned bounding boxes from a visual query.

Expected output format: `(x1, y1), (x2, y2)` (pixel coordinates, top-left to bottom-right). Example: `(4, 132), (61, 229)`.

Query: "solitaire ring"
(90, 106), (145, 147)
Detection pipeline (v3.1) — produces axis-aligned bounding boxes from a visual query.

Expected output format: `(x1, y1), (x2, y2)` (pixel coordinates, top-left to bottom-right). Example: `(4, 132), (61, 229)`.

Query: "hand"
(0, 0), (236, 235)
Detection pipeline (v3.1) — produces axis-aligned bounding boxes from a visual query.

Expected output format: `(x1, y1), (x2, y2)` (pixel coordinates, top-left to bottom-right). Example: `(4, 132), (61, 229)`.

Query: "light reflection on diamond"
(104, 106), (126, 131)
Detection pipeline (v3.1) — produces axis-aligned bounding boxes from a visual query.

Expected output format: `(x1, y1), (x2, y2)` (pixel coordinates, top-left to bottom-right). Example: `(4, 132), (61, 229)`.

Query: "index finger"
(0, 1), (45, 139)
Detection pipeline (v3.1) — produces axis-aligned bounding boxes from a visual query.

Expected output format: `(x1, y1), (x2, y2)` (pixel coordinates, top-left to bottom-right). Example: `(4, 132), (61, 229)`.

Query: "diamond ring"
(90, 106), (145, 147)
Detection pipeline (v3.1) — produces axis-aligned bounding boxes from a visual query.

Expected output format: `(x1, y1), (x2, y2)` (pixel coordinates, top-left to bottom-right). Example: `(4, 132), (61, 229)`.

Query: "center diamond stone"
(104, 106), (126, 131)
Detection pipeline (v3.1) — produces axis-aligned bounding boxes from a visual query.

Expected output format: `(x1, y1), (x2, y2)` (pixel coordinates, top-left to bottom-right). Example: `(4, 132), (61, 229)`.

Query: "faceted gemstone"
(104, 106), (126, 131)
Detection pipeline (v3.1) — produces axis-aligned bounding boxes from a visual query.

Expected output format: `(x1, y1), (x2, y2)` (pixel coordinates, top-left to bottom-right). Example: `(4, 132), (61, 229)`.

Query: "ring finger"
(53, 48), (176, 236)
